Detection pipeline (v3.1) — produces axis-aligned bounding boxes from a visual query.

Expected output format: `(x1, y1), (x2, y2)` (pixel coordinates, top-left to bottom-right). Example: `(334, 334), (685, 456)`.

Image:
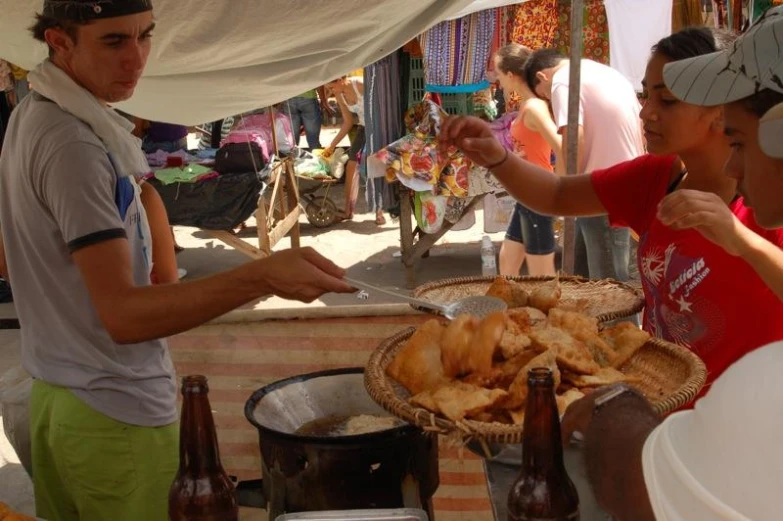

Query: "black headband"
(42, 0), (153, 22)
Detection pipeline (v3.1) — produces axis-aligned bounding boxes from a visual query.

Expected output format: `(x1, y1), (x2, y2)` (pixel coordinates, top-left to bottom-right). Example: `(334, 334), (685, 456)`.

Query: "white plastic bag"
(0, 366), (33, 477)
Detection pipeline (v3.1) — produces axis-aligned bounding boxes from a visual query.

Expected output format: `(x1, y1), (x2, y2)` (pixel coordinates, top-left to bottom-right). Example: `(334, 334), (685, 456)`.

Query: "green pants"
(30, 380), (179, 521)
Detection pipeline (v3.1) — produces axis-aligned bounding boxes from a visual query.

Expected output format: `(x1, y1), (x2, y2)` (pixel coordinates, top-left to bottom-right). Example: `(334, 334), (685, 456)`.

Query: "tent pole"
(561, 0), (584, 275)
(268, 105), (280, 157)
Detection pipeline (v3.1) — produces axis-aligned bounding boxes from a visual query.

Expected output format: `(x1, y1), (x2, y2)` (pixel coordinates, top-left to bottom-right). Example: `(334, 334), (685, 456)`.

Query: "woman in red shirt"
(439, 27), (783, 388)
(494, 44), (564, 276)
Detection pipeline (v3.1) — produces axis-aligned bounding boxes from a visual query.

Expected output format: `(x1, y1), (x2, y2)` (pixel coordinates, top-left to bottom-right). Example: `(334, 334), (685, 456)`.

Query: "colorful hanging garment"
(752, 0), (776, 22)
(713, 0), (728, 27)
(419, 9), (497, 94)
(497, 4), (517, 48)
(489, 4), (520, 73)
(672, 0), (704, 31)
(369, 100), (487, 197)
(511, 0), (560, 50)
(552, 0), (610, 65)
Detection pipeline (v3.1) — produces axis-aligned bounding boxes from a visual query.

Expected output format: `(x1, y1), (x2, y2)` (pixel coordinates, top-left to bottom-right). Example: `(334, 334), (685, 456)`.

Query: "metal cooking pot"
(242, 368), (439, 521)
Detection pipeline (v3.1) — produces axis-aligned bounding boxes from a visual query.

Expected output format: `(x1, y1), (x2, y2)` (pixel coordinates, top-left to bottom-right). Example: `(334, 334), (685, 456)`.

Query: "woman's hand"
(657, 189), (751, 256)
(438, 115), (507, 168)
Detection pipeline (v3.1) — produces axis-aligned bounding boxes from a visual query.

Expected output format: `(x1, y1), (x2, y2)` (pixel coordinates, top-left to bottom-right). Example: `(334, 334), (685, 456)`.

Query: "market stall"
(145, 109), (303, 259)
(0, 1), (731, 520)
(368, 0), (676, 286)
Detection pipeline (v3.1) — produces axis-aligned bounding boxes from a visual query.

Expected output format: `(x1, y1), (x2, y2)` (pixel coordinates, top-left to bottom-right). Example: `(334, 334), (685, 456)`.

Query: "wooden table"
(398, 186), (499, 289)
(207, 157), (301, 259)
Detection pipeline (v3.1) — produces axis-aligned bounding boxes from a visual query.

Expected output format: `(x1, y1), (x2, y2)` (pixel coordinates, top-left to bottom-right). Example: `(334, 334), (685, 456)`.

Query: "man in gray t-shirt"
(0, 2), (353, 519)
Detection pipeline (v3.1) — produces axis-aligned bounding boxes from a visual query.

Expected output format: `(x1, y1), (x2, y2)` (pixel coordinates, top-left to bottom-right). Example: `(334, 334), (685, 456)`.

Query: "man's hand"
(258, 247), (354, 302)
(322, 145), (336, 158)
(657, 189), (749, 256)
(438, 115), (507, 168)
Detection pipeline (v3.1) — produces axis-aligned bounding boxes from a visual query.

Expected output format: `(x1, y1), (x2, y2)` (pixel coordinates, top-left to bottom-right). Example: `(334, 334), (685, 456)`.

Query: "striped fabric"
(168, 315), (495, 521)
(419, 9), (497, 93)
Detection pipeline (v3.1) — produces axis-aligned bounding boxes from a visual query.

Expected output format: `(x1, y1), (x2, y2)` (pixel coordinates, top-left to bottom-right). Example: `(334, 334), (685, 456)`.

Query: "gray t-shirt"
(0, 93), (177, 427)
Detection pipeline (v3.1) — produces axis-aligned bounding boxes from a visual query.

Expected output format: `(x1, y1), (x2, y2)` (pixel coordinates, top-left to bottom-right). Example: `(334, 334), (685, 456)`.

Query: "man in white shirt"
(525, 50), (645, 281)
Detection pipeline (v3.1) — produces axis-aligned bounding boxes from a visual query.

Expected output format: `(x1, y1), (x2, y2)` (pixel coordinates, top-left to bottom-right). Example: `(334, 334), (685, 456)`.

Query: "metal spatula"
(344, 277), (507, 319)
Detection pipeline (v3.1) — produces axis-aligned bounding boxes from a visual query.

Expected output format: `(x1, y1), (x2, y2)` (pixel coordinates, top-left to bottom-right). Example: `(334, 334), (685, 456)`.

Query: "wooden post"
(269, 105), (280, 158)
(561, 0), (584, 276)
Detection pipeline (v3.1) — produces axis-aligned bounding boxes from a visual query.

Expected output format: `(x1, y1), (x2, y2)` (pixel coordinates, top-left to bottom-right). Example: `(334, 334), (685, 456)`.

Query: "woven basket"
(413, 275), (645, 323)
(364, 327), (707, 444)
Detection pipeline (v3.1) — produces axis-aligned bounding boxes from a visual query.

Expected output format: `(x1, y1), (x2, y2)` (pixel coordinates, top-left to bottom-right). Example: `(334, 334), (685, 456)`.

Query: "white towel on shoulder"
(27, 59), (150, 178)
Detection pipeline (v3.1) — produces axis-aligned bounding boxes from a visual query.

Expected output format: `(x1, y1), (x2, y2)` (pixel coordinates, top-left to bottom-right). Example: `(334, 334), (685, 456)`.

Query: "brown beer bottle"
(507, 368), (579, 521)
(169, 375), (239, 521)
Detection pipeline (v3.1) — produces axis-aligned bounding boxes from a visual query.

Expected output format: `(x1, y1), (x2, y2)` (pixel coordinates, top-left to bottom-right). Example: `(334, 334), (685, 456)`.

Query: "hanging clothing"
(751, 0), (776, 22)
(363, 52), (404, 213)
(488, 4), (519, 74)
(713, 0), (728, 27)
(605, 0), (672, 91)
(553, 0), (611, 66)
(672, 0), (704, 31)
(419, 8), (497, 93)
(510, 0), (560, 50)
(499, 4), (517, 47)
(730, 0), (744, 31)
(402, 39), (423, 58)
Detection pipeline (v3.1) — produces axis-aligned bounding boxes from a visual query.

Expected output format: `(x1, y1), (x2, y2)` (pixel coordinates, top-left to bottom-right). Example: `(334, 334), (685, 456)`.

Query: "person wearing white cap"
(658, 4), (783, 300)
(439, 26), (783, 393)
(554, 8), (783, 521)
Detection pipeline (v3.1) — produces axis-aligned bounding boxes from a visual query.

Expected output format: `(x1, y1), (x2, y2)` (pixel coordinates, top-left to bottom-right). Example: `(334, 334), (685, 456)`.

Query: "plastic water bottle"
(481, 235), (497, 276)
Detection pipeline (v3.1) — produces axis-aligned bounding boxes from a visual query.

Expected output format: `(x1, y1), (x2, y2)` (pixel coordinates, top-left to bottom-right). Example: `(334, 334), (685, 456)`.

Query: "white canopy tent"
(0, 0), (528, 125)
(0, 0), (596, 271)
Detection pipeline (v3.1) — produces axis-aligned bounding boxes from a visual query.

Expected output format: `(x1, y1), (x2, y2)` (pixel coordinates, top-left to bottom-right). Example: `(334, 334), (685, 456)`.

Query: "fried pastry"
(440, 314), (479, 377)
(466, 311), (506, 376)
(495, 349), (540, 389)
(547, 308), (616, 367)
(563, 366), (632, 387)
(387, 297), (650, 427)
(528, 275), (562, 313)
(410, 381), (508, 422)
(506, 349), (561, 410)
(386, 319), (447, 394)
(507, 306), (548, 328)
(548, 308), (599, 336)
(486, 276), (530, 308)
(602, 322), (651, 369)
(498, 318), (533, 359)
(529, 326), (600, 375)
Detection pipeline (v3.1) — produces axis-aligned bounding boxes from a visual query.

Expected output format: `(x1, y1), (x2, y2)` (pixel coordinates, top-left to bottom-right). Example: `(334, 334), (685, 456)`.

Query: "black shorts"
(505, 203), (556, 255)
(347, 125), (366, 162)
